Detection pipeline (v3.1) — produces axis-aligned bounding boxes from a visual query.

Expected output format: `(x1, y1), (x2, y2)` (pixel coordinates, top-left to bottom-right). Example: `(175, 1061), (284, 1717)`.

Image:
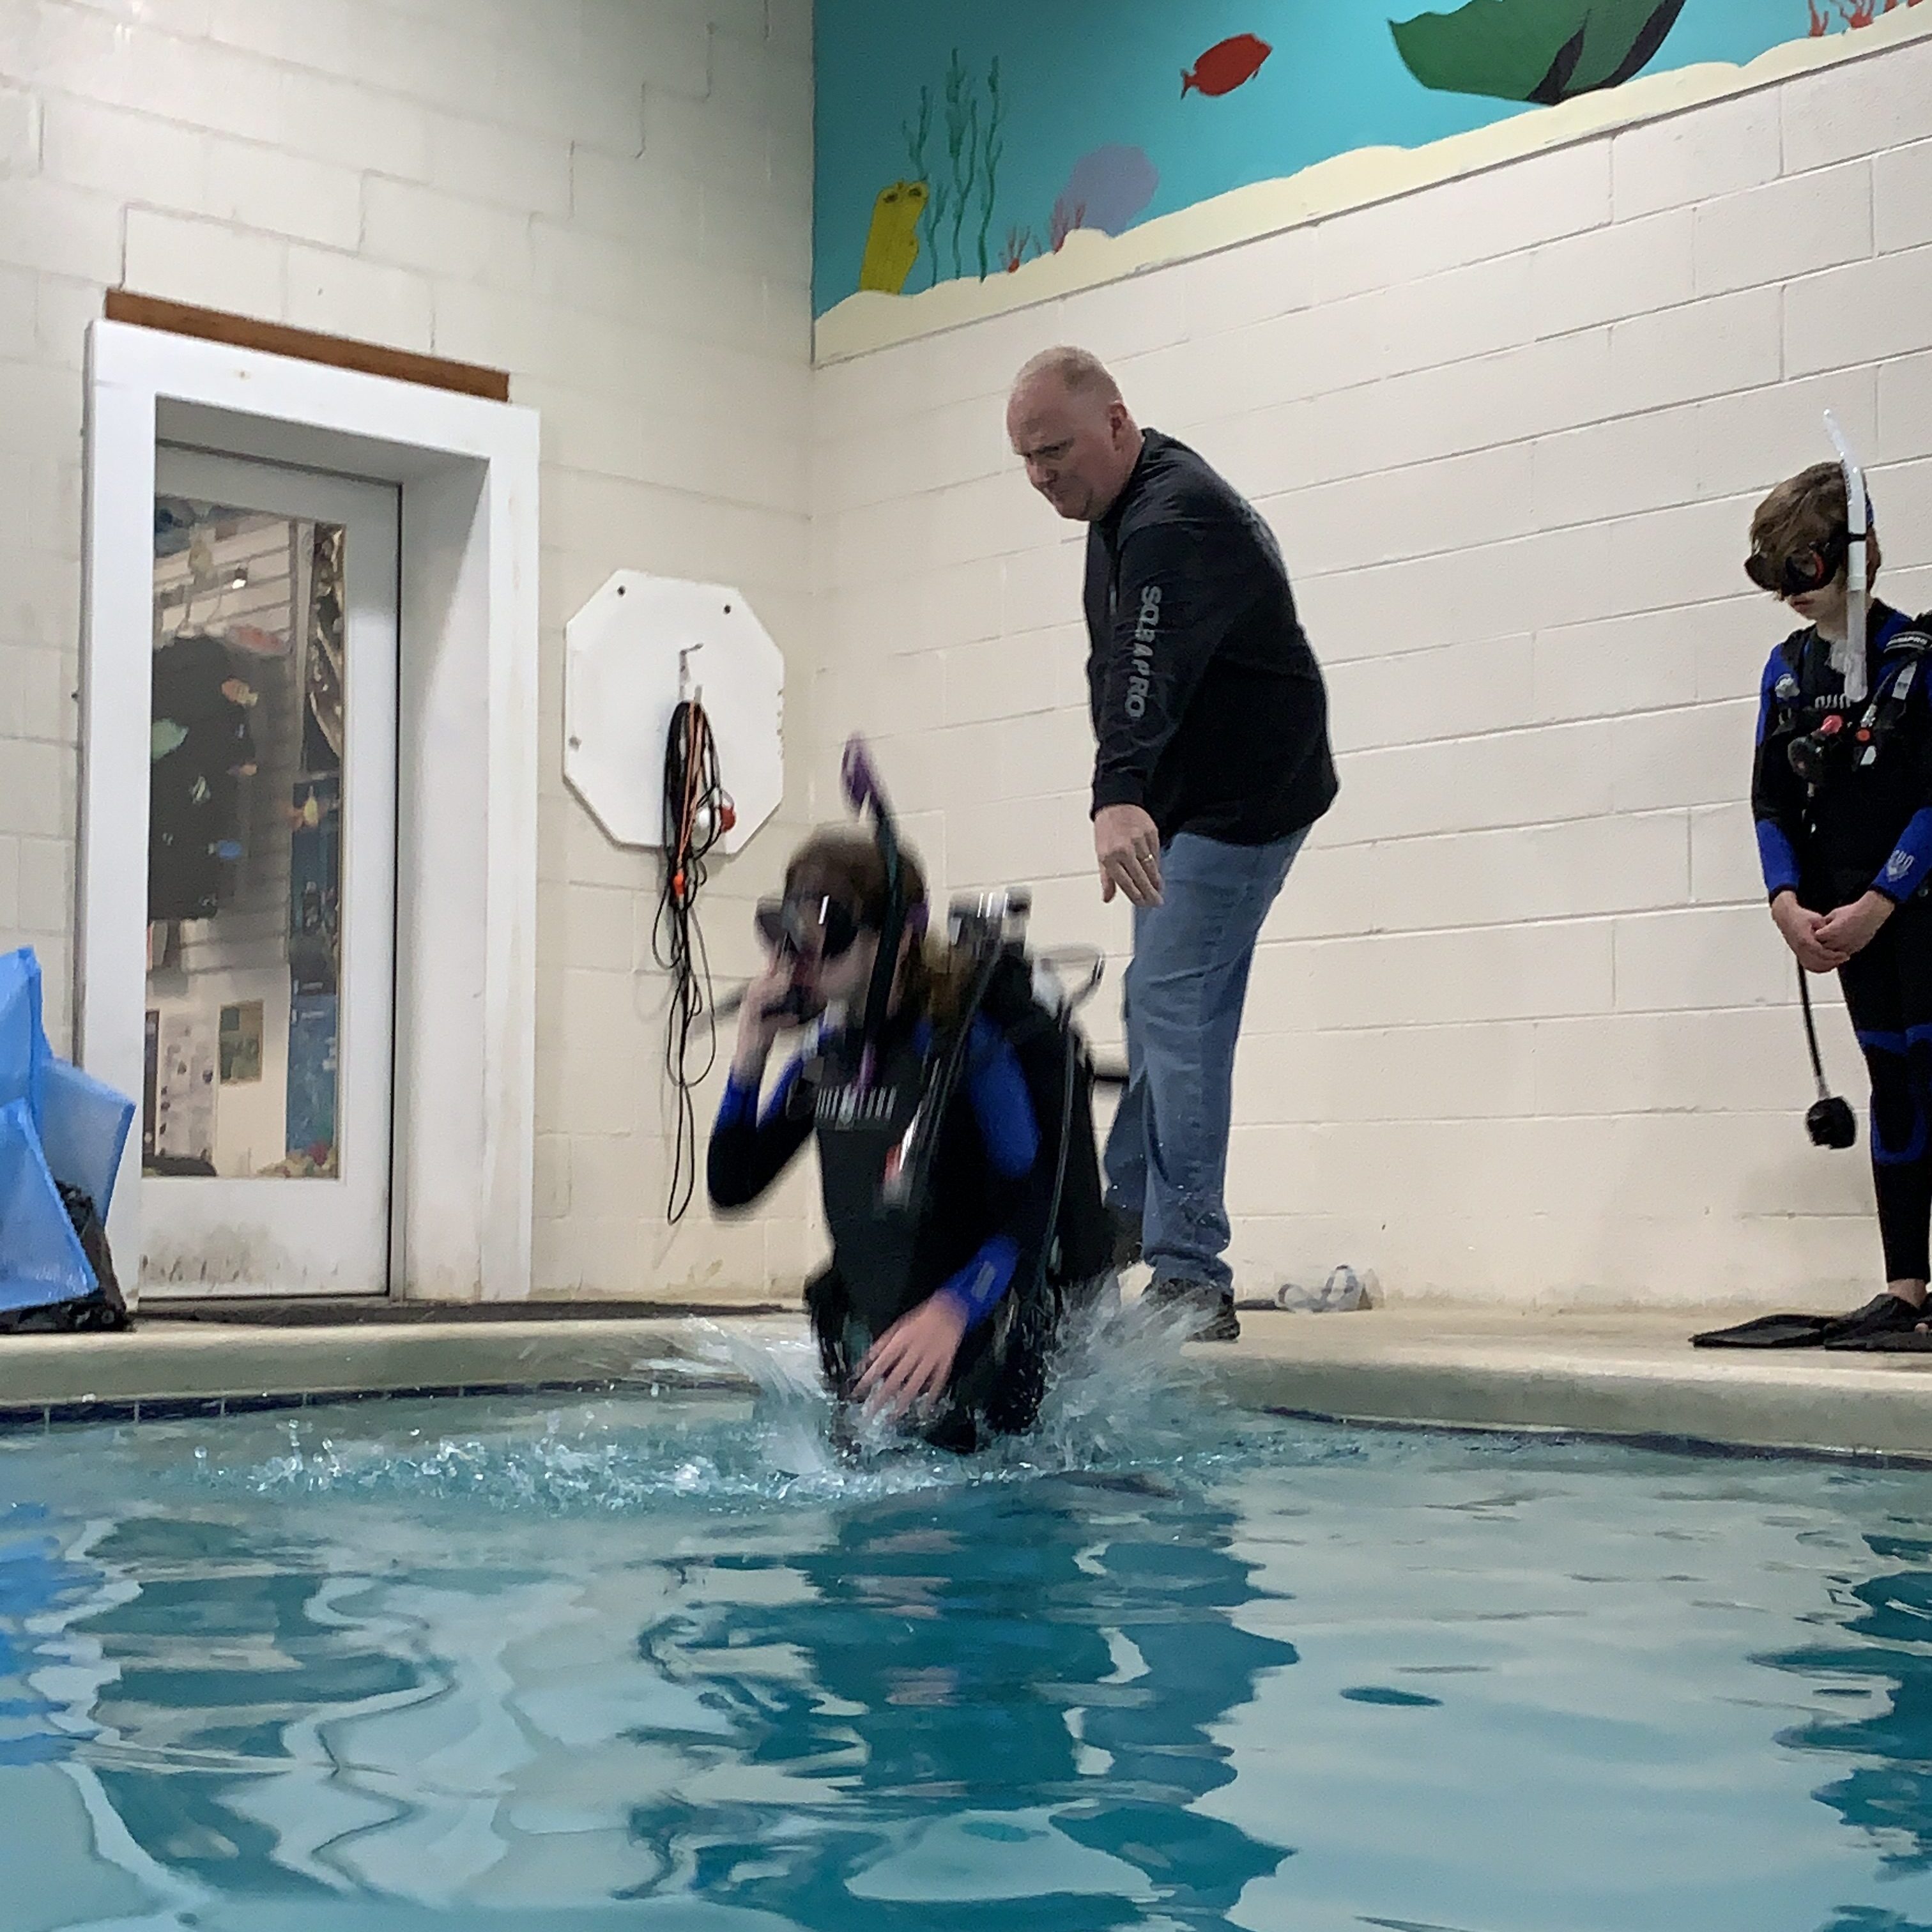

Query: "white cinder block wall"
(0, 0), (821, 1300)
(808, 34), (1932, 1308)
(8, 10), (1931, 1309)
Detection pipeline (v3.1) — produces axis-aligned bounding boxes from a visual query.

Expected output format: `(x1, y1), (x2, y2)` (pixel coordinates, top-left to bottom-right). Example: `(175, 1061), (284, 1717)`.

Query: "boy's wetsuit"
(1754, 602), (1932, 1280)
(707, 1009), (1055, 1445)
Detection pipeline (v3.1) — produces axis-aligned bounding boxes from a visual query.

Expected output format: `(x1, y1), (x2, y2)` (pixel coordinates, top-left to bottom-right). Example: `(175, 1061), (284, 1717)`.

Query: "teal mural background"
(812, 0), (1889, 318)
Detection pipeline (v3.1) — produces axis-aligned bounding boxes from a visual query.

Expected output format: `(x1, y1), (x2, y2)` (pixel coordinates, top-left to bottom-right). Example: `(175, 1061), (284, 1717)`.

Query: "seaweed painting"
(898, 49), (1007, 288)
(1390, 0), (1689, 105)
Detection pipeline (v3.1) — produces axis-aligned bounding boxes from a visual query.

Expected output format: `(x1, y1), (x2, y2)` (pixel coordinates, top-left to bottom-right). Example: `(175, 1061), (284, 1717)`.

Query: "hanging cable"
(655, 694), (733, 1221)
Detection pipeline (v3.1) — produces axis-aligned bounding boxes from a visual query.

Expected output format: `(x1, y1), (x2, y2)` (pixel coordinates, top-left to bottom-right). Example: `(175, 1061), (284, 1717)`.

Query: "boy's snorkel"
(1825, 410), (1872, 705)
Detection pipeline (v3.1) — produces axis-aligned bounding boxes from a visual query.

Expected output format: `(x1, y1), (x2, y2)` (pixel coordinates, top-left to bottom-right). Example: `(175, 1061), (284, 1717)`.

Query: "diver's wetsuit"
(1754, 602), (1932, 1281)
(708, 1009), (1055, 1443)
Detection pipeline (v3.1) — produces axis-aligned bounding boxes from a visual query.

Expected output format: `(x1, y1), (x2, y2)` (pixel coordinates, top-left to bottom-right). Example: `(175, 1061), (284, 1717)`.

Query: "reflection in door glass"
(146, 496), (347, 1180)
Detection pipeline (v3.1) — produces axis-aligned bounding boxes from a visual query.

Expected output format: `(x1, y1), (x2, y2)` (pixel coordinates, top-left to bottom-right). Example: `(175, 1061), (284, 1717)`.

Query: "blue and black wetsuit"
(708, 1009), (1057, 1443)
(1754, 602), (1932, 1280)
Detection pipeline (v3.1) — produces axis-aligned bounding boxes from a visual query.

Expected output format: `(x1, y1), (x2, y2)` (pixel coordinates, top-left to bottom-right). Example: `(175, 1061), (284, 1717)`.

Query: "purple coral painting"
(1049, 145), (1160, 253)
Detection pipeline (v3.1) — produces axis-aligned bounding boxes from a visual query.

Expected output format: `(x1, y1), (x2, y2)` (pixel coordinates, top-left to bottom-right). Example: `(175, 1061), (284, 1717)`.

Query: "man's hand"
(1094, 803), (1164, 907)
(1772, 891), (1852, 974)
(1815, 889), (1896, 963)
(854, 1292), (969, 1420)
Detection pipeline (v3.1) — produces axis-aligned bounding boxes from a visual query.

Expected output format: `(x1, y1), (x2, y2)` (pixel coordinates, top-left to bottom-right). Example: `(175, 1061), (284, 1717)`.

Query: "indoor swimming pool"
(3, 1328), (1932, 1931)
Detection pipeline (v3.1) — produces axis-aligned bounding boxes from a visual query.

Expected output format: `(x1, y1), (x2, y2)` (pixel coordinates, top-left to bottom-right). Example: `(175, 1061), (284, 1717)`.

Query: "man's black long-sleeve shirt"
(1083, 428), (1337, 845)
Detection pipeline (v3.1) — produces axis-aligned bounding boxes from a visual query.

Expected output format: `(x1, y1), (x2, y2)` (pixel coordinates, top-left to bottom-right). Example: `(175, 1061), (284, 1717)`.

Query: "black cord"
(654, 699), (729, 1222)
(1038, 1018), (1078, 1297)
(1798, 963), (1830, 1100)
(885, 939), (1006, 1210)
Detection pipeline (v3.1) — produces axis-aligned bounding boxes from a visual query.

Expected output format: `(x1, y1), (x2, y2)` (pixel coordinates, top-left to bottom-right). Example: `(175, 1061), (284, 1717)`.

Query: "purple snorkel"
(840, 734), (907, 1094)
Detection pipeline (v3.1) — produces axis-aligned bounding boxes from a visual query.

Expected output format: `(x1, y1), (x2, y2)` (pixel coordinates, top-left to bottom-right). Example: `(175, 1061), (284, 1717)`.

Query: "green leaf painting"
(1390, 0), (1690, 104)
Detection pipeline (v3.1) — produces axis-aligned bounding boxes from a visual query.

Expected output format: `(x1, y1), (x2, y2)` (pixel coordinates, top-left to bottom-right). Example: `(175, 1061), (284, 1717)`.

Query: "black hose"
(885, 939), (1006, 1209)
(1037, 1020), (1078, 1300)
(654, 699), (726, 1222)
(1798, 963), (1858, 1150)
(1798, 964), (1830, 1101)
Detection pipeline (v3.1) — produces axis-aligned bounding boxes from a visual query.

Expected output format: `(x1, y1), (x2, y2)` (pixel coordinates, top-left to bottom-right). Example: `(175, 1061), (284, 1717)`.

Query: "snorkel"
(839, 734), (910, 1094)
(836, 735), (995, 1210)
(1825, 410), (1872, 705)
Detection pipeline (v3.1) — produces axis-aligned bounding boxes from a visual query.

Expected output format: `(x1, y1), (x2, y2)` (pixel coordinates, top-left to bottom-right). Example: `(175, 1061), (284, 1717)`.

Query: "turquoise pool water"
(4, 1331), (1932, 1931)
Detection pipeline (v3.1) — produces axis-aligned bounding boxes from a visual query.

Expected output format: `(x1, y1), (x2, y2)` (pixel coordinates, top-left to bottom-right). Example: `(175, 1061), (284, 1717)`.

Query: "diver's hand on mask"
(853, 1291), (970, 1421)
(732, 958), (801, 1077)
(1772, 891), (1853, 974)
(1094, 803), (1163, 908)
(1816, 890), (1895, 963)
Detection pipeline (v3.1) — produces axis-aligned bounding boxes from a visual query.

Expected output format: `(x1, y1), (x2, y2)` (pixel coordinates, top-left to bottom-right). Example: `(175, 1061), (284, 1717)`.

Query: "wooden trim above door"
(103, 291), (512, 403)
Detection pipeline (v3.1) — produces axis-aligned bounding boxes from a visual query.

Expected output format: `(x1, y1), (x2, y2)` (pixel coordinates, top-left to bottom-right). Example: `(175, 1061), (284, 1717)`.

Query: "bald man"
(1007, 346), (1337, 1340)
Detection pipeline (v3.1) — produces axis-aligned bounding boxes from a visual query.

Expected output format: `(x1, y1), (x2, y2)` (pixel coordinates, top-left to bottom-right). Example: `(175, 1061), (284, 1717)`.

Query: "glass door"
(141, 448), (399, 1296)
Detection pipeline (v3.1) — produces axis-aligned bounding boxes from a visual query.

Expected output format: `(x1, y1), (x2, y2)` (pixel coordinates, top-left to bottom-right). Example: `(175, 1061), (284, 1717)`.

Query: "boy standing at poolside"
(1742, 463), (1932, 1341)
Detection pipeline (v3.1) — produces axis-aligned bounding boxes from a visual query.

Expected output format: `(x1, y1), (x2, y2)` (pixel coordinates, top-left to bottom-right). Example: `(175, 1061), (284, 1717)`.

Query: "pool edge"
(6, 1307), (1932, 1460)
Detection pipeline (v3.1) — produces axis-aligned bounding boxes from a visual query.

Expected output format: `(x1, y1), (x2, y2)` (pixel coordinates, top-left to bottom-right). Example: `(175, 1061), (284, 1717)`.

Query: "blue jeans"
(1103, 827), (1307, 1292)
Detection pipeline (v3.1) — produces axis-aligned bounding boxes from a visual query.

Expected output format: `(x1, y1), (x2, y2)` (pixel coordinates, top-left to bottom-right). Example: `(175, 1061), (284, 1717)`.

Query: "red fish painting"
(1183, 33), (1272, 97)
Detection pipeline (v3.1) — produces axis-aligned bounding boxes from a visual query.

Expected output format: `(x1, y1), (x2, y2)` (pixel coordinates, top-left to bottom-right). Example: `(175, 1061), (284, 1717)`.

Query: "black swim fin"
(1826, 1314), (1932, 1351)
(1692, 1292), (1924, 1349)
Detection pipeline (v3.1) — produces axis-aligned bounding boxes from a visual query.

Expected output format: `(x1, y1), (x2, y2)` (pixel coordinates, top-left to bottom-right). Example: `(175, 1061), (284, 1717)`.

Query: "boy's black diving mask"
(1746, 531), (1848, 600)
(755, 893), (863, 962)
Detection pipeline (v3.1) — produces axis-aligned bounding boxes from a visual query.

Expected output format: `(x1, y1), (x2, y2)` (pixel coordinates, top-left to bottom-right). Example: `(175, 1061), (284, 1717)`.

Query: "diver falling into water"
(708, 740), (1114, 1450)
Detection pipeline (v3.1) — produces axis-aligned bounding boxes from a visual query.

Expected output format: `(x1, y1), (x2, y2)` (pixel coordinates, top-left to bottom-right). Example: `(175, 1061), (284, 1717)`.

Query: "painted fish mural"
(1390, 0), (1689, 104)
(815, 0), (1928, 327)
(859, 178), (930, 293)
(1182, 32), (1272, 97)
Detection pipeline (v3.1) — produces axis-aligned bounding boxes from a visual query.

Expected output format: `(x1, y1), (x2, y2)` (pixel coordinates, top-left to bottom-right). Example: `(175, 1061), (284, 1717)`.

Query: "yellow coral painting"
(858, 179), (928, 293)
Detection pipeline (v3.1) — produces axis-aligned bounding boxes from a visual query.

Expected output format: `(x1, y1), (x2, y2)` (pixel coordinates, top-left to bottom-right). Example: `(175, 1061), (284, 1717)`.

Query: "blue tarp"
(0, 1100), (91, 1314)
(0, 948), (135, 1312)
(39, 1059), (136, 1228)
(0, 946), (47, 1120)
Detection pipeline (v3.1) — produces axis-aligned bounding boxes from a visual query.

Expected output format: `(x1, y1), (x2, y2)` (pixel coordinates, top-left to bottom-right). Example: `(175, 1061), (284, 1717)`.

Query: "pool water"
(5, 1325), (1932, 1931)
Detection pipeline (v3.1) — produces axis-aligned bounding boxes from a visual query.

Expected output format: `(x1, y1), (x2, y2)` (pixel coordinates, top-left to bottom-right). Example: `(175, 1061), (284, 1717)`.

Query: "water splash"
(195, 1300), (1297, 1516)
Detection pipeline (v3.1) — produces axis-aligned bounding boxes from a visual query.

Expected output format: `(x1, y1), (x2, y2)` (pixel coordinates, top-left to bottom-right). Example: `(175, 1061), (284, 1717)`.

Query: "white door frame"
(80, 318), (541, 1303)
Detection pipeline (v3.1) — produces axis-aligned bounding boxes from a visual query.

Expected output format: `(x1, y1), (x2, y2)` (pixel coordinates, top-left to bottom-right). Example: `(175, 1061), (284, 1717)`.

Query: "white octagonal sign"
(565, 572), (784, 853)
